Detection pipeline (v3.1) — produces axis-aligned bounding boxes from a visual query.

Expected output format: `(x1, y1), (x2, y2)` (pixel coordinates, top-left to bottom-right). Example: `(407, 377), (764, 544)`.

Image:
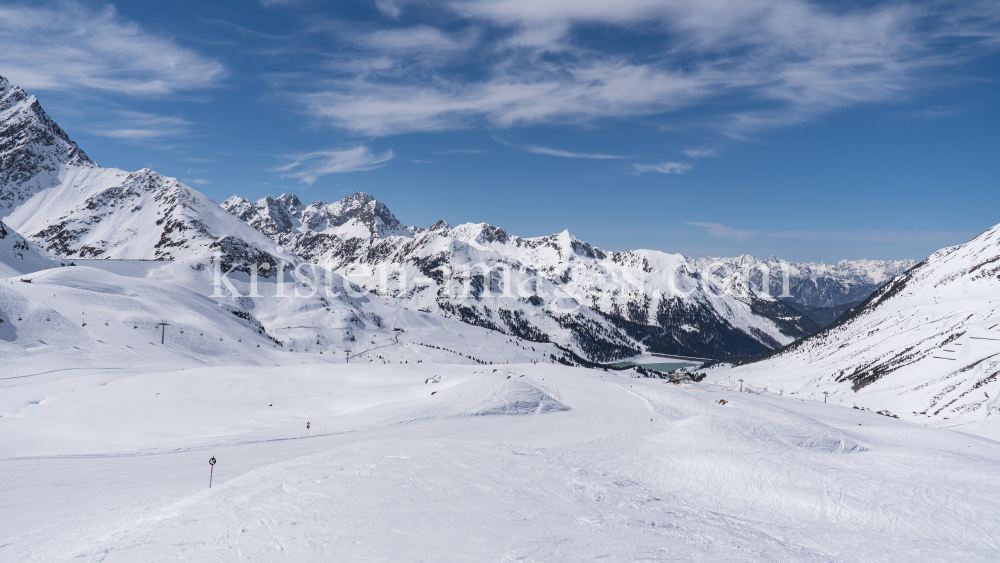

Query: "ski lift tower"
(155, 321), (169, 344)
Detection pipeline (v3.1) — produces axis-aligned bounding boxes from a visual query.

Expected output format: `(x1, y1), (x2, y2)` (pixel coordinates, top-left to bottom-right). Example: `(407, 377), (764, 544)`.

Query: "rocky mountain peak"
(1, 74), (96, 210)
(429, 219), (451, 231)
(224, 190), (411, 241)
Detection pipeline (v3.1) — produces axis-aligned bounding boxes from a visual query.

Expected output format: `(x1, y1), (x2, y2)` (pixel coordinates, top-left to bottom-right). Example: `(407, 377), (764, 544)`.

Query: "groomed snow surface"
(3, 360), (1000, 562)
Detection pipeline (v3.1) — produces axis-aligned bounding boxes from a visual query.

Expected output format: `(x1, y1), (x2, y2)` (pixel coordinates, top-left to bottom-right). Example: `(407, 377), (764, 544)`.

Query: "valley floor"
(2, 361), (999, 562)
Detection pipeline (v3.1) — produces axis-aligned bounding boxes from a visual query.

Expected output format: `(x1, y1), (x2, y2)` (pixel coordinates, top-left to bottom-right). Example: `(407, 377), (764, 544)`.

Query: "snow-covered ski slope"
(3, 362), (999, 561)
(0, 258), (560, 375)
(705, 222), (1000, 435)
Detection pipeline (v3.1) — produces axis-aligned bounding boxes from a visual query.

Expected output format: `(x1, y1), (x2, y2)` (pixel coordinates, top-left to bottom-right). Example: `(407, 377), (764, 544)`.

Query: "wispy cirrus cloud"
(91, 111), (193, 141)
(682, 147), (718, 158)
(496, 138), (625, 159)
(521, 145), (625, 159)
(289, 0), (1000, 137)
(0, 2), (225, 96)
(271, 146), (394, 184)
(687, 222), (758, 243)
(437, 149), (487, 155)
(633, 162), (692, 175)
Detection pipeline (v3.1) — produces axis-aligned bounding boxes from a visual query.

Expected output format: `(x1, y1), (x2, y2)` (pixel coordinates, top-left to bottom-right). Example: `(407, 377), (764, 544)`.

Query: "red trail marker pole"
(209, 456), (216, 488)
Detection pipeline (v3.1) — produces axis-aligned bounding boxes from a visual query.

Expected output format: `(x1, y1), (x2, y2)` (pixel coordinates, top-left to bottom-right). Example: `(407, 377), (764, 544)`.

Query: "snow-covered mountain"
(0, 75), (288, 275)
(0, 219), (57, 278)
(222, 192), (415, 242)
(692, 255), (916, 308)
(223, 192), (819, 361)
(0, 76), (96, 211)
(0, 73), (914, 363)
(704, 223), (1000, 429)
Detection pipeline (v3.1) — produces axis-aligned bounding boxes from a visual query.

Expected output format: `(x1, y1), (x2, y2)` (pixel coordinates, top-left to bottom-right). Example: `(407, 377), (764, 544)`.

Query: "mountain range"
(221, 192), (834, 361)
(1, 73), (914, 363)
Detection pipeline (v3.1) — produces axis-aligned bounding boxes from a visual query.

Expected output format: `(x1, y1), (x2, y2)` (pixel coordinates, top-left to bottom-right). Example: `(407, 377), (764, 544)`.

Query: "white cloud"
(91, 112), (193, 141)
(687, 222), (757, 243)
(291, 0), (1000, 137)
(521, 145), (625, 159)
(437, 149), (487, 154)
(374, 0), (407, 18)
(0, 2), (224, 96)
(272, 146), (394, 184)
(189, 179), (212, 185)
(299, 60), (711, 136)
(682, 147), (718, 158)
(633, 162), (692, 174)
(361, 26), (474, 54)
(495, 138), (625, 159)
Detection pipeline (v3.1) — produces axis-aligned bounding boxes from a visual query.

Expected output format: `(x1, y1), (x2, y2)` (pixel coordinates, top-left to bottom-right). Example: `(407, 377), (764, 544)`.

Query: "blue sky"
(2, 0), (999, 263)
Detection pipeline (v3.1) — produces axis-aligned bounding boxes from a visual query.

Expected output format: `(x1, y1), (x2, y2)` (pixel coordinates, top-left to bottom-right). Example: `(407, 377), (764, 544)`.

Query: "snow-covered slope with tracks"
(704, 223), (1000, 432)
(0, 257), (561, 374)
(3, 359), (1000, 561)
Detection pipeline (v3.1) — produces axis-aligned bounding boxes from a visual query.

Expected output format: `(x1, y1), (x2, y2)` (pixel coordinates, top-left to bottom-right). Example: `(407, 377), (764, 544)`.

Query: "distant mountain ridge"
(222, 191), (824, 361)
(692, 255), (916, 308)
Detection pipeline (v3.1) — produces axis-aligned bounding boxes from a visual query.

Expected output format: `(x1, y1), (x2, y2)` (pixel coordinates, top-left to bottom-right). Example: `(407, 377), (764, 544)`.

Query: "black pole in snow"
(209, 456), (216, 488)
(156, 321), (169, 344)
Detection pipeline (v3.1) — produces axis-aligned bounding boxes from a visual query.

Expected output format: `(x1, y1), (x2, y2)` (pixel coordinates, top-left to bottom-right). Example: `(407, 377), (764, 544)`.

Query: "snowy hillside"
(0, 220), (57, 277)
(704, 223), (1000, 431)
(693, 254), (916, 308)
(224, 192), (818, 360)
(0, 257), (562, 375)
(3, 360), (1000, 561)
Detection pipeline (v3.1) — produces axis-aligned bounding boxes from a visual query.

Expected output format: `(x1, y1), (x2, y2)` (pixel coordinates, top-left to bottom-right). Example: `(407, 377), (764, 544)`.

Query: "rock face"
(706, 223), (1000, 423)
(223, 192), (820, 361)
